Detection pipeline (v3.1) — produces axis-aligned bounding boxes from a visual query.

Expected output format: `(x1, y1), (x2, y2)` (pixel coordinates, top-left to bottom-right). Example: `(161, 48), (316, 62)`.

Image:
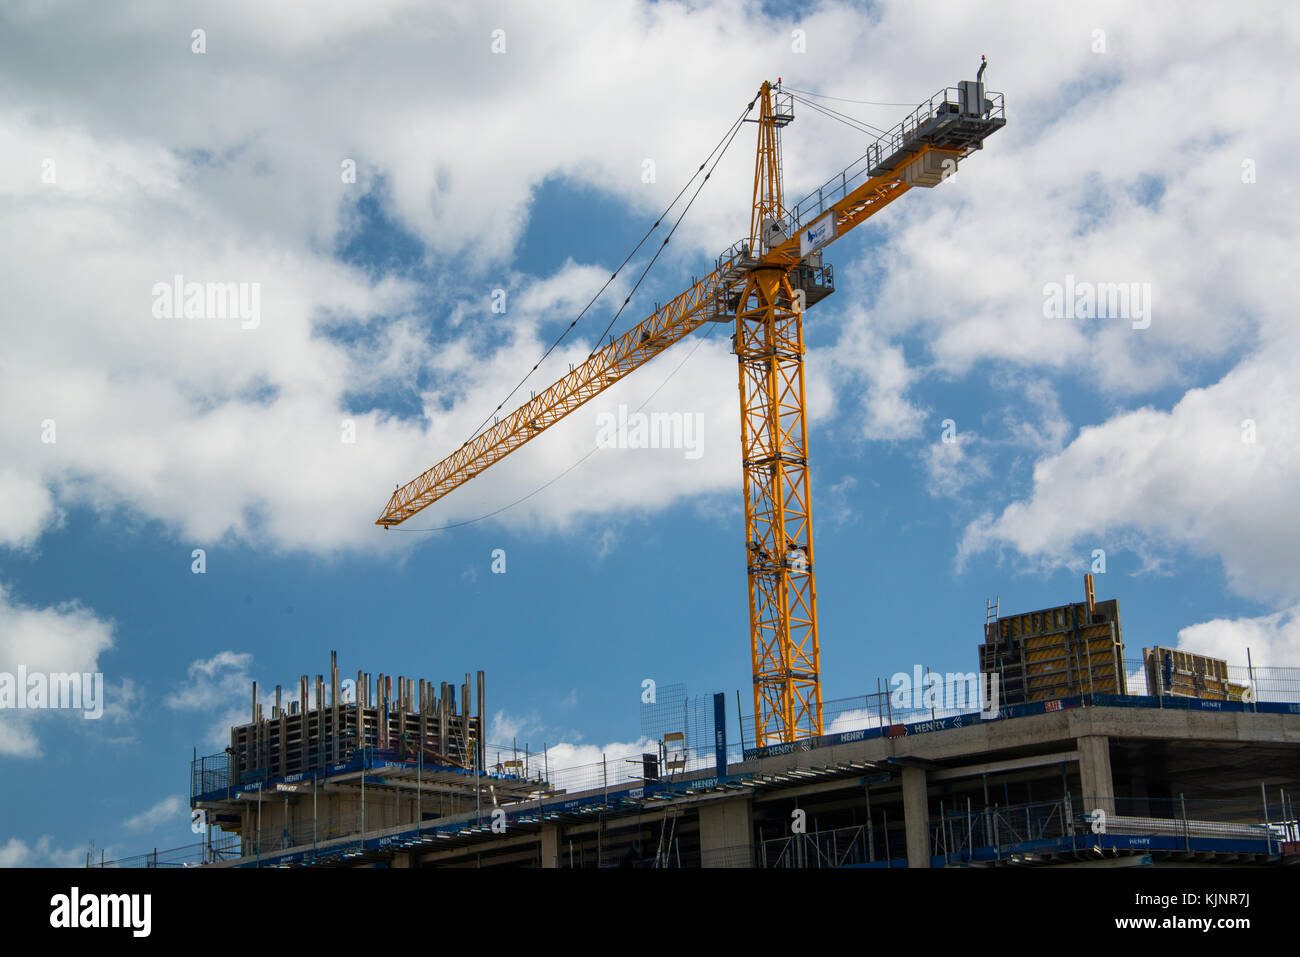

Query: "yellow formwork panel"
(1004, 606), (1079, 641)
(984, 595), (1126, 704)
(1143, 646), (1236, 700)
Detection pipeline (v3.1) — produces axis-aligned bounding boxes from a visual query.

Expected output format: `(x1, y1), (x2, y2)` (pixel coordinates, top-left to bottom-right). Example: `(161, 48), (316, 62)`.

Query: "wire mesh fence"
(639, 682), (689, 746)
(1122, 659), (1300, 702)
(739, 677), (991, 747)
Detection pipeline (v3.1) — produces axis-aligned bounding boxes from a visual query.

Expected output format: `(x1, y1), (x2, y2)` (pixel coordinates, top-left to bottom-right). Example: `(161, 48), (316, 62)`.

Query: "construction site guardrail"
(738, 661), (1300, 747)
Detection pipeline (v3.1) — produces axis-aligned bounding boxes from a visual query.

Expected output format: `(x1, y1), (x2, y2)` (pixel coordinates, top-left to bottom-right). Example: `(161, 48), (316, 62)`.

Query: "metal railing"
(781, 87), (1006, 239)
(756, 792), (1297, 868)
(739, 683), (988, 749)
(1122, 659), (1300, 703)
(928, 793), (1294, 864)
(97, 833), (241, 868)
(192, 741), (538, 801)
(762, 819), (909, 868)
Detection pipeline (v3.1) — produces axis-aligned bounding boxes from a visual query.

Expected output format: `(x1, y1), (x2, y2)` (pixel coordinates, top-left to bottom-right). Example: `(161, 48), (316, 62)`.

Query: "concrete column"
(698, 797), (754, 867)
(902, 766), (930, 868)
(541, 823), (561, 869)
(1077, 734), (1114, 815)
(390, 852), (413, 868)
(1129, 761), (1149, 816)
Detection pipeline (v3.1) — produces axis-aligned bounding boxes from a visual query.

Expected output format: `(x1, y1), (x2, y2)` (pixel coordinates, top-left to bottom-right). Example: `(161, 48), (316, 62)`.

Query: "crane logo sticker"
(799, 212), (837, 257)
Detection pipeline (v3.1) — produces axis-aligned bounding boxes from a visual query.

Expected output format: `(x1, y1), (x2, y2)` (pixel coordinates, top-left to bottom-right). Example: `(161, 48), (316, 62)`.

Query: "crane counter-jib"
(756, 85), (1006, 268)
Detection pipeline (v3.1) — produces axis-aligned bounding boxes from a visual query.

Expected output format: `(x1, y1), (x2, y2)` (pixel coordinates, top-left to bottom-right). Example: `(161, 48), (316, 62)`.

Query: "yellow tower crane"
(378, 66), (1006, 747)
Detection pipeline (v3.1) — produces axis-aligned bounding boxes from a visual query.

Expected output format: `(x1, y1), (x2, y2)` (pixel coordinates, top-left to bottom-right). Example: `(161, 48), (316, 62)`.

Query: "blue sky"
(1, 0), (1298, 865)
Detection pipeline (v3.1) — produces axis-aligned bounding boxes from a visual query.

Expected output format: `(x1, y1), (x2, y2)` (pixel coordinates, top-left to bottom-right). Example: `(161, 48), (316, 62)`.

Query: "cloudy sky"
(1, 0), (1298, 864)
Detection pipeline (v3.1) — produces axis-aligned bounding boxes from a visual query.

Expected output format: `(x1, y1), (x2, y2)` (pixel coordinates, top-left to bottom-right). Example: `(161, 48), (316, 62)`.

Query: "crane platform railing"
(708, 86), (1006, 285)
(779, 86), (1006, 241)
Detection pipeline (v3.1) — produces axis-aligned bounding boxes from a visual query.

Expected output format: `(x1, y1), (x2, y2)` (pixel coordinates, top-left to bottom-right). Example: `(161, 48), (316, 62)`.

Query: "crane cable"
(386, 320), (721, 532)
(587, 97), (749, 351)
(458, 94), (756, 448)
(787, 92), (890, 137)
(780, 84), (918, 108)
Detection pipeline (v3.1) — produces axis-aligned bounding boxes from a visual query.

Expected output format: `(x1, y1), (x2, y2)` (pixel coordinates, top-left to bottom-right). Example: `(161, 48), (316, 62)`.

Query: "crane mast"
(378, 70), (1006, 748)
(739, 82), (822, 745)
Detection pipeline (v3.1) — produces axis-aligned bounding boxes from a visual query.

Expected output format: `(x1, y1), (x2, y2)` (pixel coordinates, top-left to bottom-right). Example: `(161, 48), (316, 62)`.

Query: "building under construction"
(191, 655), (545, 857)
(181, 579), (1300, 869)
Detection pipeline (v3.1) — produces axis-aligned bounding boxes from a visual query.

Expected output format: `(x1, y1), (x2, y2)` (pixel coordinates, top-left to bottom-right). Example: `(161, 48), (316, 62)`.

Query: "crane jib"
(377, 80), (1005, 534)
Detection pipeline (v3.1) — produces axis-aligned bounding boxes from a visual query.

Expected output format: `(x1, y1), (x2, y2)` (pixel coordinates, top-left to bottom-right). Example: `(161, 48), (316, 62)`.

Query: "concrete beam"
(414, 831), (539, 865)
(901, 766), (930, 868)
(1056, 853), (1152, 868)
(752, 774), (897, 804)
(929, 750), (1079, 782)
